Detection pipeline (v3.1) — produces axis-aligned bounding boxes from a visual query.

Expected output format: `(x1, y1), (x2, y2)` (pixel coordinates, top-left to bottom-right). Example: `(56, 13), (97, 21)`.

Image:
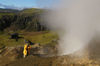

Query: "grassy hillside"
(0, 8), (46, 32)
(20, 8), (43, 14)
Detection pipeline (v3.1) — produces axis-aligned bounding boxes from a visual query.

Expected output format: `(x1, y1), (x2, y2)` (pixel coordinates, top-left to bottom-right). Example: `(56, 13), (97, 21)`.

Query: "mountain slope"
(0, 8), (19, 13)
(0, 8), (46, 32)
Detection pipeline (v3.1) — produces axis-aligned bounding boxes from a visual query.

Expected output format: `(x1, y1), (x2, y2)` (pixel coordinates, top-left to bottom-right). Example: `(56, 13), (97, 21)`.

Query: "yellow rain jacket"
(23, 44), (31, 56)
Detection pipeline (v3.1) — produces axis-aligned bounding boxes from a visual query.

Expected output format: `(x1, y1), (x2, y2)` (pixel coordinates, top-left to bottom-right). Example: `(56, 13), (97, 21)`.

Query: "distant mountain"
(0, 8), (19, 13)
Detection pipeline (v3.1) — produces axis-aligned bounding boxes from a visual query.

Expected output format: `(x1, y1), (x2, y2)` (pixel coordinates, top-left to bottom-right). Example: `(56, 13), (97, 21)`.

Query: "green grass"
(0, 34), (24, 47)
(19, 8), (43, 16)
(21, 8), (43, 14)
(0, 13), (15, 15)
(0, 13), (15, 18)
(0, 31), (58, 47)
(24, 32), (58, 46)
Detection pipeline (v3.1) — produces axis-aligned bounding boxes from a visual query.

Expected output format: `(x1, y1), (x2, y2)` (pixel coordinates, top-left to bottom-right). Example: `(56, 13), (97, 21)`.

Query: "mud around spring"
(0, 44), (100, 66)
(4, 54), (100, 66)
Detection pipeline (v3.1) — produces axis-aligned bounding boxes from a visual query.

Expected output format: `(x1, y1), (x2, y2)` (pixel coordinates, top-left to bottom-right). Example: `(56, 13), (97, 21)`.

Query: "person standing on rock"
(23, 40), (31, 58)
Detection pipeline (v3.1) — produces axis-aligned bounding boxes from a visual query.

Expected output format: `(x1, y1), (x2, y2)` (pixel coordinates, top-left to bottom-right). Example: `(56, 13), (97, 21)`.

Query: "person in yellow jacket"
(23, 40), (31, 58)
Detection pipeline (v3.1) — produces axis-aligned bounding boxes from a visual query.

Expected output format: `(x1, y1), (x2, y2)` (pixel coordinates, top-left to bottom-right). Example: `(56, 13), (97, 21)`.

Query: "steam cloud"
(43, 0), (100, 55)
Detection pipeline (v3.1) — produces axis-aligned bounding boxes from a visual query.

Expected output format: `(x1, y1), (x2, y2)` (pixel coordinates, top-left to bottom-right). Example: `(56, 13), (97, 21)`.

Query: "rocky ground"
(0, 44), (58, 66)
(0, 44), (100, 66)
